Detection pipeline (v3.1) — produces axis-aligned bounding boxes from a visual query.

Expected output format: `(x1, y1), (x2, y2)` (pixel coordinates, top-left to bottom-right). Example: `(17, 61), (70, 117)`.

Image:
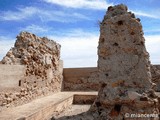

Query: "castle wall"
(0, 32), (63, 108)
(1, 64), (159, 92)
(63, 65), (160, 92)
(0, 65), (26, 89)
(63, 67), (99, 91)
(154, 65), (160, 70)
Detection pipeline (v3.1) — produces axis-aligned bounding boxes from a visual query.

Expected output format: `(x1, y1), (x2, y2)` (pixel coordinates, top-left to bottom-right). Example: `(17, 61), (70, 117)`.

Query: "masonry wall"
(151, 65), (160, 91)
(63, 67), (100, 91)
(63, 65), (160, 92)
(154, 65), (160, 70)
(0, 65), (26, 90)
(0, 32), (63, 109)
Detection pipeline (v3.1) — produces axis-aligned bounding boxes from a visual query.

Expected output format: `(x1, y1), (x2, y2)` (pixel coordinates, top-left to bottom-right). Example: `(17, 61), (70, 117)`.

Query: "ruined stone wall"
(0, 65), (26, 90)
(47, 4), (160, 120)
(151, 65), (160, 91)
(63, 67), (99, 91)
(63, 65), (160, 91)
(0, 32), (63, 108)
(90, 4), (159, 119)
(154, 65), (160, 70)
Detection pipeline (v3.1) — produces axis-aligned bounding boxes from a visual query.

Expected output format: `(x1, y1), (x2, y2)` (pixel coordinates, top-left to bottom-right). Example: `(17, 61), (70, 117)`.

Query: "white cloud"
(0, 7), (38, 21)
(39, 9), (90, 22)
(0, 6), (90, 22)
(43, 0), (113, 10)
(130, 10), (160, 19)
(0, 36), (15, 60)
(145, 35), (160, 64)
(21, 24), (50, 34)
(144, 29), (160, 33)
(48, 29), (99, 68)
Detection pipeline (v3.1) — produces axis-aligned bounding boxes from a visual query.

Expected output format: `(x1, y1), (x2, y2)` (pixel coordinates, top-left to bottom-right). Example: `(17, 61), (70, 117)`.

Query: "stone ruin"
(0, 4), (160, 120)
(54, 4), (159, 120)
(151, 65), (160, 92)
(90, 4), (159, 119)
(0, 32), (63, 108)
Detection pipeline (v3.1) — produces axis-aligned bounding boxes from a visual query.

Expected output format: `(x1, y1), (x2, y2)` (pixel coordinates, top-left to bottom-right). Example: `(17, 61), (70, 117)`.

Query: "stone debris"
(127, 91), (142, 101)
(151, 65), (160, 91)
(0, 32), (63, 109)
(55, 4), (159, 120)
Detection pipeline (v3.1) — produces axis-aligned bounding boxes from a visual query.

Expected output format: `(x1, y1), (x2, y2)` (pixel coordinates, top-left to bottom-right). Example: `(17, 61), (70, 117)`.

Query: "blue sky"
(0, 0), (160, 68)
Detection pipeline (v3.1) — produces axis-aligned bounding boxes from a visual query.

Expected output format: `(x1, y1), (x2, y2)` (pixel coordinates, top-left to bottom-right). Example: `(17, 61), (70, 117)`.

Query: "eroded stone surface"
(63, 66), (160, 92)
(90, 4), (159, 119)
(55, 4), (159, 120)
(151, 65), (160, 92)
(0, 32), (63, 109)
(97, 4), (151, 103)
(63, 67), (100, 91)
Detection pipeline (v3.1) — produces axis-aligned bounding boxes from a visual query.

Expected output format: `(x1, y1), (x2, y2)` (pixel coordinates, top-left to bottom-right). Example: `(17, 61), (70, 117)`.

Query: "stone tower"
(90, 4), (159, 119)
(50, 4), (159, 120)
